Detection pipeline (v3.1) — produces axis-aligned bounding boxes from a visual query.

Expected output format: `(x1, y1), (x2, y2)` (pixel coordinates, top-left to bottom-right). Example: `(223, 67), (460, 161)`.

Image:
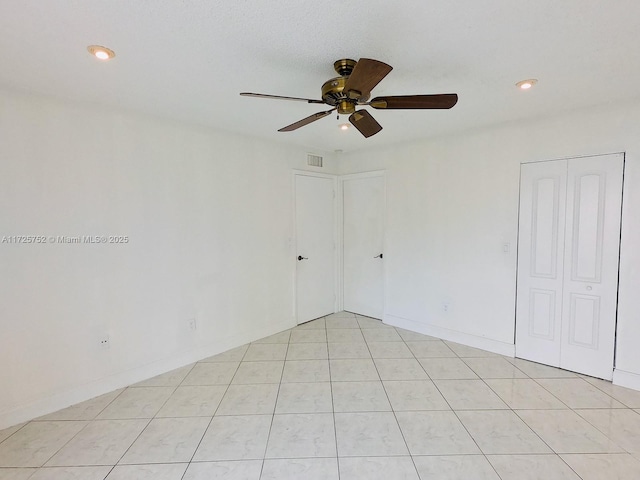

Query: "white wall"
(338, 99), (640, 390)
(0, 89), (337, 429)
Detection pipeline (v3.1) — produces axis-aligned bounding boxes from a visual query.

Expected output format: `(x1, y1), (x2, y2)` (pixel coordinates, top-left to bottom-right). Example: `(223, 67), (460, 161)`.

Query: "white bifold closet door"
(516, 153), (624, 380)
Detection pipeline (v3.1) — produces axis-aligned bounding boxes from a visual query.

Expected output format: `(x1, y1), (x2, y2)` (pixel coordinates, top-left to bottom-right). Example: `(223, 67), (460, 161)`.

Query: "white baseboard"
(613, 369), (640, 392)
(384, 313), (515, 357)
(0, 318), (294, 430)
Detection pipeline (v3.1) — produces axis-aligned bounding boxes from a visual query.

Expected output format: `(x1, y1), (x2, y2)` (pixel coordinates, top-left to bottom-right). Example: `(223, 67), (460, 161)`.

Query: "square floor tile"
(487, 454), (580, 480)
(252, 331), (291, 344)
(106, 463), (188, 480)
(281, 360), (330, 383)
(156, 385), (226, 417)
(395, 328), (441, 342)
(265, 413), (336, 458)
(536, 378), (625, 409)
(582, 378), (640, 408)
(0, 421), (87, 467)
(182, 460), (262, 480)
(0, 468), (27, 480)
(286, 343), (328, 360)
(275, 382), (333, 414)
(406, 341), (456, 358)
(339, 456), (419, 480)
(418, 358), (478, 379)
(335, 412), (408, 457)
(362, 329), (403, 342)
(201, 345), (248, 363)
(383, 380), (450, 411)
(45, 419), (148, 466)
(325, 311), (355, 319)
(182, 363), (239, 386)
(243, 344), (288, 361)
(29, 466), (112, 480)
(413, 455), (500, 480)
(508, 358), (576, 378)
(97, 387), (174, 419)
(332, 381), (391, 412)
(561, 453), (640, 480)
(290, 329), (327, 343)
(119, 417), (210, 464)
(456, 410), (551, 454)
(462, 357), (528, 379)
(37, 390), (124, 421)
(0, 424), (25, 444)
(367, 342), (413, 359)
(374, 358), (428, 380)
(485, 379), (567, 409)
(396, 411), (479, 455)
(328, 343), (371, 359)
(216, 384), (279, 415)
(434, 380), (508, 410)
(357, 317), (390, 329)
(0, 468), (37, 479)
(261, 458), (338, 480)
(329, 359), (379, 382)
(576, 409), (640, 455)
(231, 361), (284, 384)
(327, 329), (365, 343)
(193, 415), (271, 461)
(295, 318), (326, 329)
(517, 409), (625, 453)
(134, 365), (194, 387)
(326, 318), (359, 329)
(445, 342), (497, 357)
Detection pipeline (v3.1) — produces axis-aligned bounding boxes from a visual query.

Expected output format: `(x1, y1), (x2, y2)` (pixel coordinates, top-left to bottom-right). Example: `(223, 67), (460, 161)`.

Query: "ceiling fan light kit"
(240, 58), (458, 138)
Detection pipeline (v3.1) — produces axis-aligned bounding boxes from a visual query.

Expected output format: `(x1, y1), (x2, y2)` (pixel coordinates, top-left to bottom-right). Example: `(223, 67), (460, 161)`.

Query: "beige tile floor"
(2, 311), (640, 479)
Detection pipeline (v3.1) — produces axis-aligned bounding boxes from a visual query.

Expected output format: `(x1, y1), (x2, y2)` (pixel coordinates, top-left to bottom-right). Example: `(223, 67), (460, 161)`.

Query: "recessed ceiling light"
(340, 123), (350, 131)
(87, 45), (115, 61)
(516, 79), (538, 90)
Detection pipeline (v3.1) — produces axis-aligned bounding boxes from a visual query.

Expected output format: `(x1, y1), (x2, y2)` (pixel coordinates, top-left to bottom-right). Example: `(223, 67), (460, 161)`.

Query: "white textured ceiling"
(1, 0), (639, 153)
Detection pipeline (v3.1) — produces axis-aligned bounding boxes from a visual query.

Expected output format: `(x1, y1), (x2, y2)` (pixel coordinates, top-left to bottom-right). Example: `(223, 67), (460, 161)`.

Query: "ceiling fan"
(240, 58), (458, 138)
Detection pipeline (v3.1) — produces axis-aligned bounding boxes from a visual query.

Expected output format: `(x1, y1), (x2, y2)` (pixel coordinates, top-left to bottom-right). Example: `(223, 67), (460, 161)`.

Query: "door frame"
(338, 170), (386, 315)
(514, 152), (625, 379)
(292, 170), (339, 323)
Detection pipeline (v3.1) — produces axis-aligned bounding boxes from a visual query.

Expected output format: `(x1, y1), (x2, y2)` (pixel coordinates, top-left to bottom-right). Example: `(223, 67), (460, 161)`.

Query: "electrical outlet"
(442, 302), (450, 313)
(99, 335), (110, 349)
(188, 318), (197, 331)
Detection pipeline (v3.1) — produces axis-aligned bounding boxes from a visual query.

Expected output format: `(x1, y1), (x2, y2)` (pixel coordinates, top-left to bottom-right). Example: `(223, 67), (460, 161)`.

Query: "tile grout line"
(257, 326), (292, 479)
(360, 318), (423, 480)
(176, 345), (248, 479)
(404, 331), (512, 480)
(325, 313), (342, 480)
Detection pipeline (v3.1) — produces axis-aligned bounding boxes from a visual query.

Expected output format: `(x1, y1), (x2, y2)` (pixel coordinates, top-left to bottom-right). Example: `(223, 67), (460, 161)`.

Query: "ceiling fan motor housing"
(321, 59), (368, 114)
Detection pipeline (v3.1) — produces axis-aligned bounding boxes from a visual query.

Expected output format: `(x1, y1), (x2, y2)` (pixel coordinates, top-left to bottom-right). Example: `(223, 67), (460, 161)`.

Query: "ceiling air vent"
(307, 153), (323, 168)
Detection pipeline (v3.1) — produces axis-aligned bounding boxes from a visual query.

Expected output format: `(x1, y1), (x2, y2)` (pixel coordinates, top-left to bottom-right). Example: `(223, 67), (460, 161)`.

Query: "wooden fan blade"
(369, 94), (458, 109)
(343, 58), (393, 100)
(240, 92), (325, 104)
(278, 108), (336, 132)
(348, 110), (383, 138)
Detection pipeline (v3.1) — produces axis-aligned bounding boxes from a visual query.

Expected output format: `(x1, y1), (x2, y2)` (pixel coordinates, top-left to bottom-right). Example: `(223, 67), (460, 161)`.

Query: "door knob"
(297, 255), (308, 261)
(374, 253), (383, 258)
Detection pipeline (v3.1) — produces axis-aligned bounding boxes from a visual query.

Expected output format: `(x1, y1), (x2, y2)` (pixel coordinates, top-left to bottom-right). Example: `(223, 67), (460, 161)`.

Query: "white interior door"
(559, 155), (624, 379)
(295, 173), (336, 324)
(515, 160), (568, 367)
(516, 154), (624, 379)
(342, 173), (385, 319)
